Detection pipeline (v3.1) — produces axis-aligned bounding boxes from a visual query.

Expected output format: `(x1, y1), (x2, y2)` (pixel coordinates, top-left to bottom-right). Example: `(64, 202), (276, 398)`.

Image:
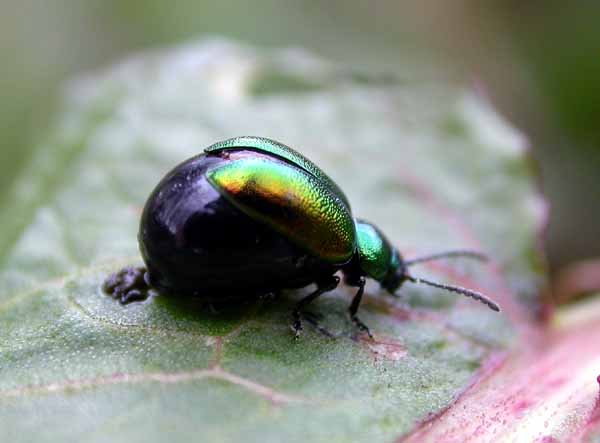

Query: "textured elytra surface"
(0, 40), (546, 442)
(208, 156), (356, 263)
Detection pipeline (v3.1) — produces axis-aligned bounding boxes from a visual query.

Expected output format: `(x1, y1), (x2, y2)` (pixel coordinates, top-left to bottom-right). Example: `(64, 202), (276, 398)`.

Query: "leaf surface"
(400, 294), (600, 443)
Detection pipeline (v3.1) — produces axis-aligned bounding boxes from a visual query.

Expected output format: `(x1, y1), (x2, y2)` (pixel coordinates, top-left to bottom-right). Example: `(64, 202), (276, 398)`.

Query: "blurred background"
(2, 0), (599, 301)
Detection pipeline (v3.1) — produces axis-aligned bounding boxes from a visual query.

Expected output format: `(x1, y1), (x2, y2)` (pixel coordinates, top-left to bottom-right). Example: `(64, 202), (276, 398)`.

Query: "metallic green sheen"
(355, 221), (392, 281)
(206, 157), (356, 264)
(205, 136), (351, 209)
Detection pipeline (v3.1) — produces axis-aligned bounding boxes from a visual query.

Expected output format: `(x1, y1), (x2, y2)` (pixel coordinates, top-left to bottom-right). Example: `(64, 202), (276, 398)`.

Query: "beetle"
(104, 136), (500, 338)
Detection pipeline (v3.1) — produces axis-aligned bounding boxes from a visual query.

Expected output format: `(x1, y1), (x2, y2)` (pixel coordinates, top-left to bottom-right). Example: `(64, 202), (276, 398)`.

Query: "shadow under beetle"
(104, 136), (500, 338)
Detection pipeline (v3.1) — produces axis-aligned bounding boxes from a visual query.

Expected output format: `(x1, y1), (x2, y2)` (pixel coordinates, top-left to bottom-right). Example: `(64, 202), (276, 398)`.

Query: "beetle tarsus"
(347, 277), (373, 338)
(291, 275), (340, 339)
(351, 316), (373, 338)
(292, 319), (303, 340)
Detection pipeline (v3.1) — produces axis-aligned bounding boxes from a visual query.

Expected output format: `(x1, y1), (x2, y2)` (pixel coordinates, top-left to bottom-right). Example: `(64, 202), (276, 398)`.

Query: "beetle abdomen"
(139, 152), (335, 297)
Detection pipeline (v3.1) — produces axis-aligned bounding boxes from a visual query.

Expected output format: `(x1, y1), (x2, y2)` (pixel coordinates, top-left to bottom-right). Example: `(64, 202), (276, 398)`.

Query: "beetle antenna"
(405, 275), (500, 312)
(405, 249), (488, 266)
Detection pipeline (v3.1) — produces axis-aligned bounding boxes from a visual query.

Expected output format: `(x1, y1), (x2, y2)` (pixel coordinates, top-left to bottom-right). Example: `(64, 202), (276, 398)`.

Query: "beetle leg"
(348, 277), (373, 338)
(303, 311), (336, 338)
(291, 275), (340, 339)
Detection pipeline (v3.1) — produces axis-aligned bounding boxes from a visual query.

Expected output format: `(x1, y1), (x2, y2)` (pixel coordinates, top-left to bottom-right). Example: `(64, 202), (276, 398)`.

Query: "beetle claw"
(351, 315), (373, 339)
(292, 319), (303, 340)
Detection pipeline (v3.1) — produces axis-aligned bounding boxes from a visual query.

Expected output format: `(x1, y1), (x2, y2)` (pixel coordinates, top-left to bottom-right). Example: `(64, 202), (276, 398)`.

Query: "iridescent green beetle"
(104, 136), (500, 338)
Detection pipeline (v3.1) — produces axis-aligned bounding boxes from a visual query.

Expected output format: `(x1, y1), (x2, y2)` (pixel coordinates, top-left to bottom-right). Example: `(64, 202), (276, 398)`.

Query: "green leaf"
(401, 294), (600, 442)
(0, 39), (545, 442)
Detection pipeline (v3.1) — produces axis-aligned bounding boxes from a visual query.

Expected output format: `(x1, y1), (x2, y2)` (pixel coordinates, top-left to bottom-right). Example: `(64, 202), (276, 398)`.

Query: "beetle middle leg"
(348, 277), (373, 338)
(291, 275), (340, 339)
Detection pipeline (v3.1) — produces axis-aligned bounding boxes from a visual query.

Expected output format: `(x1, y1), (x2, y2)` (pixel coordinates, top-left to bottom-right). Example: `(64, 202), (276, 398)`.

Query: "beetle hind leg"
(103, 266), (153, 304)
(291, 275), (340, 339)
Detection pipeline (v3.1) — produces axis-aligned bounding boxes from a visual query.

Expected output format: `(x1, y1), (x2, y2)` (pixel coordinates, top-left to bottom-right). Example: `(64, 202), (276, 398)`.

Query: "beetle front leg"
(348, 277), (373, 338)
(291, 275), (340, 339)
